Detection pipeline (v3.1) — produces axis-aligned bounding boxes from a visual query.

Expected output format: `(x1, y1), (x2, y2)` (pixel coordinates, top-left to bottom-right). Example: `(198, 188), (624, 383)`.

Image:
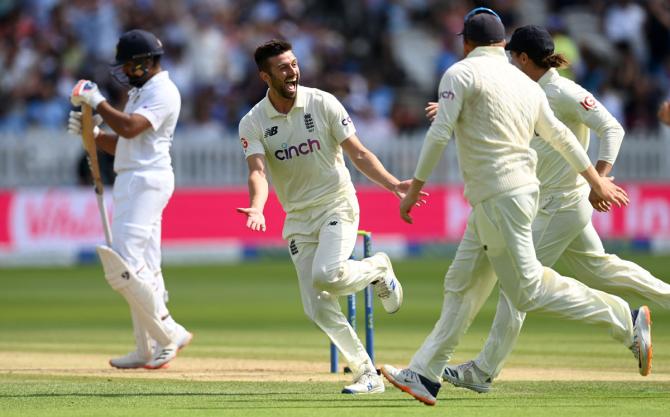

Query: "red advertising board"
(1, 184), (670, 253)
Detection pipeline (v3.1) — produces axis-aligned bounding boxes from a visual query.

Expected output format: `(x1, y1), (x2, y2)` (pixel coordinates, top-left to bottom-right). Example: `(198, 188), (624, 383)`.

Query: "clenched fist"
(70, 79), (107, 109)
(67, 110), (103, 137)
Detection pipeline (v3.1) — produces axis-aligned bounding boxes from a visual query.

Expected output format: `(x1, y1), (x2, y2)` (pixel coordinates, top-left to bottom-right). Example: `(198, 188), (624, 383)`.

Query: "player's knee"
(302, 293), (332, 324)
(507, 292), (536, 312)
(312, 261), (347, 292)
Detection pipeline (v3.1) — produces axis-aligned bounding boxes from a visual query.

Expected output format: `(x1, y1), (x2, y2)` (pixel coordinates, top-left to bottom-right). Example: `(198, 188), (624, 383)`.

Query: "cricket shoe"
(372, 253), (403, 313)
(381, 364), (440, 406)
(109, 350), (153, 369)
(165, 323), (193, 352)
(144, 343), (178, 369)
(630, 305), (652, 376)
(341, 370), (385, 394)
(443, 361), (492, 393)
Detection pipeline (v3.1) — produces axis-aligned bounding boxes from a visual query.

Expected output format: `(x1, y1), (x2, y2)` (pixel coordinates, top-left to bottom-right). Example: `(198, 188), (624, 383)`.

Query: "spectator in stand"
(0, 0), (669, 135)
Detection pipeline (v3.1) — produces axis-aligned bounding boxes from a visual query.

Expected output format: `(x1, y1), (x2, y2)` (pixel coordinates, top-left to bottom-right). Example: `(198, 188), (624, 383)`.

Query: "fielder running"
(238, 39), (415, 394)
(439, 25), (670, 393)
(381, 8), (651, 406)
(68, 29), (191, 369)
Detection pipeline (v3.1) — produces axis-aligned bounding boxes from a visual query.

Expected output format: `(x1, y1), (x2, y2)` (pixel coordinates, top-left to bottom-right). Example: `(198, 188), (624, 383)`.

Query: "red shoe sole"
(380, 367), (436, 406)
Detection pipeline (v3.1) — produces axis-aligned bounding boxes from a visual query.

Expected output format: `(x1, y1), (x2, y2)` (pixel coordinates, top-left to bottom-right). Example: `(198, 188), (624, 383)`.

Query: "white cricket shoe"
(341, 370), (385, 394)
(381, 364), (440, 406)
(443, 361), (492, 393)
(109, 350), (152, 369)
(144, 343), (178, 369)
(166, 323), (193, 352)
(631, 305), (652, 376)
(372, 253), (403, 313)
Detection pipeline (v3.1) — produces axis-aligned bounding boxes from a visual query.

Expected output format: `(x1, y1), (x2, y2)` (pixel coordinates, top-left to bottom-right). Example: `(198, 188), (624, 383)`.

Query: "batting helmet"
(111, 29), (164, 88)
(114, 29), (164, 64)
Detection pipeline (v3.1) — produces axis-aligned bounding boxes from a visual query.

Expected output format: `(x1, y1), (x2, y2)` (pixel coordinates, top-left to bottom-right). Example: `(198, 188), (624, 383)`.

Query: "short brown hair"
(254, 39), (293, 72)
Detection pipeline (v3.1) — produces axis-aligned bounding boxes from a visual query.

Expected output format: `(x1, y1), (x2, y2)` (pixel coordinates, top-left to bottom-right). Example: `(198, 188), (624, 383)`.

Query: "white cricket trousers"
(112, 169), (174, 319)
(409, 185), (634, 382)
(473, 190), (670, 379)
(287, 197), (388, 376)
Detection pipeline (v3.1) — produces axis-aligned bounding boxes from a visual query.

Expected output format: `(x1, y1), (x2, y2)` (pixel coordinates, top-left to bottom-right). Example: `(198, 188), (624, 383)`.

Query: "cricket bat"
(81, 104), (113, 246)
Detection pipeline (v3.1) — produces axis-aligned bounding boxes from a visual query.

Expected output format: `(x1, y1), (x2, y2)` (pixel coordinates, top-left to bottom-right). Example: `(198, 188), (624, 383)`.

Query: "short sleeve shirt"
(114, 71), (181, 173)
(238, 86), (356, 213)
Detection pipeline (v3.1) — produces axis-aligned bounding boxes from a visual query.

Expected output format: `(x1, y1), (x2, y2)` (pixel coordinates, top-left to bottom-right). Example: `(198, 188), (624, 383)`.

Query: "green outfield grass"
(1, 254), (670, 416)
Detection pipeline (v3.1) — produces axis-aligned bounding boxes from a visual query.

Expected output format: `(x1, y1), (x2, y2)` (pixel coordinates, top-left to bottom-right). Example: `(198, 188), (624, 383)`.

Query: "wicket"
(329, 230), (375, 373)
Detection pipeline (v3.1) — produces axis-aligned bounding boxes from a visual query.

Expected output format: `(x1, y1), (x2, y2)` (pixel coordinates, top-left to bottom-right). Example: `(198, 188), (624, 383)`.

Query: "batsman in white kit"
(440, 25), (670, 394)
(67, 29), (191, 369)
(238, 40), (416, 394)
(381, 8), (652, 406)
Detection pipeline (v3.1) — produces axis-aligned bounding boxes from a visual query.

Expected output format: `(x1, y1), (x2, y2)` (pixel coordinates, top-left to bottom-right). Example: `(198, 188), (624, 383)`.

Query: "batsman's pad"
(96, 245), (173, 346)
(96, 245), (134, 291)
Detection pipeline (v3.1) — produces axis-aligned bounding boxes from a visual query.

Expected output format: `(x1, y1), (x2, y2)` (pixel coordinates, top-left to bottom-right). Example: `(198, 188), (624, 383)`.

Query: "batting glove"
(70, 79), (107, 109)
(67, 110), (103, 137)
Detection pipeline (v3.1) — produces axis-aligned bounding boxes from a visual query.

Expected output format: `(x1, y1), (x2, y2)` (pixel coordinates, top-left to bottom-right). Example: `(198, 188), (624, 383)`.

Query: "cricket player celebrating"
(440, 25), (670, 393)
(381, 9), (651, 406)
(238, 39), (413, 394)
(67, 29), (191, 369)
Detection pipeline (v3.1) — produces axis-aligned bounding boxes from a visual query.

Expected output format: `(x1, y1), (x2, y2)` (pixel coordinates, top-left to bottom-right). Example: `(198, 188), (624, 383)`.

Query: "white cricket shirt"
(414, 47), (592, 205)
(533, 68), (624, 196)
(114, 71), (181, 173)
(239, 86), (356, 213)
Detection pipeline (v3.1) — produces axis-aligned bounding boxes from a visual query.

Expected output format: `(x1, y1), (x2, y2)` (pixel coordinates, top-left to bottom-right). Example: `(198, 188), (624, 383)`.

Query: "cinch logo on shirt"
(274, 139), (321, 160)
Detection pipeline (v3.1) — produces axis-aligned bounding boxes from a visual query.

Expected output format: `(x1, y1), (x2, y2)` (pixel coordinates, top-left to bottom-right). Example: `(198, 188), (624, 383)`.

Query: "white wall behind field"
(2, 127), (670, 188)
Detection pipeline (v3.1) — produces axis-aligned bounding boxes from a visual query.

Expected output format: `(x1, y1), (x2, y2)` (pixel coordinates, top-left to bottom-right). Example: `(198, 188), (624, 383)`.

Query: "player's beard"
(271, 73), (299, 99)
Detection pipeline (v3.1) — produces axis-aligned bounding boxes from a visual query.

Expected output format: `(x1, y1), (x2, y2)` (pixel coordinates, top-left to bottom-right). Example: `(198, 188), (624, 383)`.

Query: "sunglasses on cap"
(463, 7), (501, 23)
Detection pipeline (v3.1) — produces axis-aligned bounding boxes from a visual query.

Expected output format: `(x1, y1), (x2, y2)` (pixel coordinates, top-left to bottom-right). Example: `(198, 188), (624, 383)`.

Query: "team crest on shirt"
(240, 137), (249, 149)
(304, 113), (315, 132)
(580, 95), (597, 111)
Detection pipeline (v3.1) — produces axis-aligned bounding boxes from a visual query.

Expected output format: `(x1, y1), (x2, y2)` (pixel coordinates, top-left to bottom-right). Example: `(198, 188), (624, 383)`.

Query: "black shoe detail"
(417, 373), (441, 398)
(154, 348), (175, 361)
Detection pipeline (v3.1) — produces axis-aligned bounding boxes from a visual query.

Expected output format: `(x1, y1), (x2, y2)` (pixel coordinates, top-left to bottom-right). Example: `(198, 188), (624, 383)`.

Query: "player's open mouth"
(286, 80), (297, 92)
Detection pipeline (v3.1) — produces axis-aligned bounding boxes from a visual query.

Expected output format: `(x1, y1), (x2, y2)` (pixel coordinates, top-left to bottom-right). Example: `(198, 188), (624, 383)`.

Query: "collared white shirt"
(533, 68), (624, 196)
(239, 86), (356, 213)
(114, 71), (181, 172)
(414, 46), (591, 205)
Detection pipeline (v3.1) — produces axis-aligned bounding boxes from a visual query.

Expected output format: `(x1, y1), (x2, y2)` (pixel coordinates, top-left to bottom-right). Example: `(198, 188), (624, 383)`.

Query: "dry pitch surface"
(2, 351), (668, 383)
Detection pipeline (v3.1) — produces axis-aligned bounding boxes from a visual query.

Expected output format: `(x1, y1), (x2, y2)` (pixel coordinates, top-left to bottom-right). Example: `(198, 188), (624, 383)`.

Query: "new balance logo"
(304, 113), (315, 132)
(264, 126), (278, 138)
(121, 271), (130, 280)
(289, 239), (299, 255)
(329, 220), (338, 226)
